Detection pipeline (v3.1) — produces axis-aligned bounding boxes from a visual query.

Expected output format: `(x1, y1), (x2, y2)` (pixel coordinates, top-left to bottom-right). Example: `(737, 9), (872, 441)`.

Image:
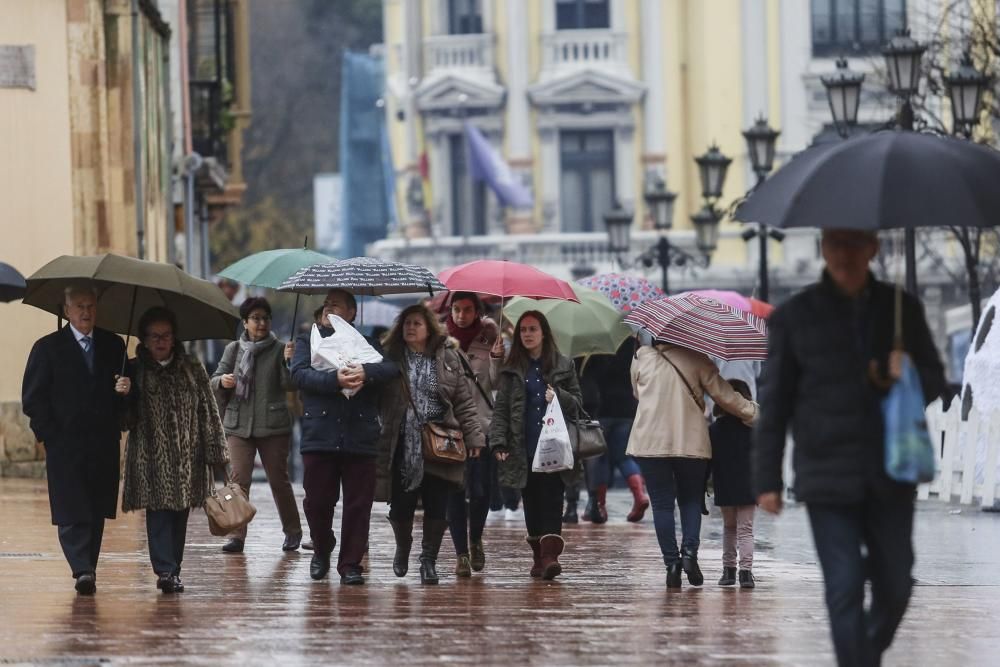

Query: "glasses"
(146, 332), (174, 344)
(247, 315), (271, 323)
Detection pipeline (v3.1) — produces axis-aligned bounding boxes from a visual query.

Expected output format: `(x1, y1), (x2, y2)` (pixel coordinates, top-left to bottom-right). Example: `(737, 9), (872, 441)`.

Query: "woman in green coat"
(489, 311), (583, 580)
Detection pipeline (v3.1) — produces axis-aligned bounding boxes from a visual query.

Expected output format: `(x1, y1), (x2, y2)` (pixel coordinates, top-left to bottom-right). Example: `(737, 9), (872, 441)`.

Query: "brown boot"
(626, 474), (650, 522)
(526, 536), (542, 578)
(539, 534), (565, 580)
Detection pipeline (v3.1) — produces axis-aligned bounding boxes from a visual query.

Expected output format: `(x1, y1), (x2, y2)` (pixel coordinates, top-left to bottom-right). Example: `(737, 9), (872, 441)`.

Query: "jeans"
(807, 496), (915, 667)
(585, 418), (641, 489)
(146, 509), (190, 576)
(637, 457), (708, 566)
(522, 471), (565, 536)
(227, 434), (301, 540)
(302, 452), (375, 575)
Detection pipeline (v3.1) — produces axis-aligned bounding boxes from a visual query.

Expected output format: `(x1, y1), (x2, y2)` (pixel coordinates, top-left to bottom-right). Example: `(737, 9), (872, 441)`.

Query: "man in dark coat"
(290, 289), (398, 585)
(21, 285), (131, 594)
(754, 229), (946, 667)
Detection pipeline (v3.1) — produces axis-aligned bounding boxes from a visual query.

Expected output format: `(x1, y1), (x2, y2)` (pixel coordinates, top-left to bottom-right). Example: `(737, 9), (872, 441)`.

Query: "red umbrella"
(624, 293), (768, 361)
(438, 260), (579, 302)
(749, 297), (774, 319)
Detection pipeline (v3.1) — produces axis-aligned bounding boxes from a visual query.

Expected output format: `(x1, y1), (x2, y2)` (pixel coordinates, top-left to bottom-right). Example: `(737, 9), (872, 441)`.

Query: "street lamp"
(695, 144), (732, 201)
(603, 202), (633, 255)
(883, 29), (927, 102)
(644, 178), (677, 231)
(821, 58), (866, 138)
(945, 52), (992, 138)
(690, 206), (721, 257)
(741, 116), (782, 302)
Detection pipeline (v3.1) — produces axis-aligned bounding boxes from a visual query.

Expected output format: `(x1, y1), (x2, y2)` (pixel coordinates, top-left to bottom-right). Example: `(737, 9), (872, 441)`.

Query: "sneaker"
(504, 508), (523, 522)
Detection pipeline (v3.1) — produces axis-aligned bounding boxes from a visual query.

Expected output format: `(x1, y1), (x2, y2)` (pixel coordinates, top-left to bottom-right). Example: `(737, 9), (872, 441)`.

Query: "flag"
(463, 121), (533, 209)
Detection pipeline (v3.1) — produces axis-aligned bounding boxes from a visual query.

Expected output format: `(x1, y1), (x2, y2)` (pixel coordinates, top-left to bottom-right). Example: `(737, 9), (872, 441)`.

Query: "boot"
(455, 554), (472, 578)
(718, 567), (737, 586)
(625, 474), (650, 523)
(526, 536), (543, 578)
(562, 502), (579, 524)
(681, 548), (704, 586)
(539, 534), (565, 580)
(388, 517), (413, 578)
(582, 496), (595, 522)
(587, 486), (608, 524)
(418, 519), (448, 585)
(739, 569), (756, 589)
(470, 541), (485, 572)
(666, 562), (683, 588)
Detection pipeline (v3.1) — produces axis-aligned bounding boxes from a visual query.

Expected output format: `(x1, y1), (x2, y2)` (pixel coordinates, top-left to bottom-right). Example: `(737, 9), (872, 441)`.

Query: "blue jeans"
(807, 497), (915, 667)
(585, 418), (641, 489)
(637, 457), (708, 566)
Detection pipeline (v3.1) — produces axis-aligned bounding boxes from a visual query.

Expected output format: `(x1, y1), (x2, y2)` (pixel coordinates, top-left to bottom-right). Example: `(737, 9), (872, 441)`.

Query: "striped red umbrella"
(624, 293), (768, 361)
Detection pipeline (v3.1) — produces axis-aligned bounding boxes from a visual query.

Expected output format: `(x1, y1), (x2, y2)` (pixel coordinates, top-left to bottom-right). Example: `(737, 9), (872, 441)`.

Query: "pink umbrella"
(438, 260), (579, 302)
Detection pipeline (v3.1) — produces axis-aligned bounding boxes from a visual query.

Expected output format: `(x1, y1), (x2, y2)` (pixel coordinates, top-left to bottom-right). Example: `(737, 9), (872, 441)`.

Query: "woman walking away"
(212, 297), (302, 554)
(627, 341), (757, 589)
(490, 311), (583, 580)
(375, 304), (485, 584)
(122, 307), (229, 594)
(710, 379), (757, 589)
(444, 293), (502, 576)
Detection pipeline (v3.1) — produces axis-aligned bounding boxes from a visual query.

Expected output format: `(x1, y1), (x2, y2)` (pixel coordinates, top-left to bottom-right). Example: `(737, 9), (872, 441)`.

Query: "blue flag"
(464, 121), (533, 209)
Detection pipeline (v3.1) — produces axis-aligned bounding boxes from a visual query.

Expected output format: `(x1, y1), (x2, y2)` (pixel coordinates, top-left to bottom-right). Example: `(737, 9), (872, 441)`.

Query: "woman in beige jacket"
(626, 342), (757, 589)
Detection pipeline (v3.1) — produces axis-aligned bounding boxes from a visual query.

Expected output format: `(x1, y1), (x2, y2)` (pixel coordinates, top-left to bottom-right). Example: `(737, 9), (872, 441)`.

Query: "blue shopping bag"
(883, 354), (935, 484)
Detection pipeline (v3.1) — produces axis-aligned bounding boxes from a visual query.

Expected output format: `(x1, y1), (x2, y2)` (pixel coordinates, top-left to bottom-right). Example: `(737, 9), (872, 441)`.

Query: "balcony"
(423, 33), (495, 75)
(540, 29), (629, 77)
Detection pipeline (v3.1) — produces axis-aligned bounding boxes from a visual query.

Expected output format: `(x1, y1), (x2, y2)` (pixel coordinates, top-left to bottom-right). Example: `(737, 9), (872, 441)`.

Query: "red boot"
(539, 534), (565, 580)
(526, 536), (542, 578)
(626, 474), (650, 522)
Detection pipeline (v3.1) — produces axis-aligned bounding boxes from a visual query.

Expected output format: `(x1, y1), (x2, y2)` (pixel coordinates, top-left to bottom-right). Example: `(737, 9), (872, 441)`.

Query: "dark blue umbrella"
(0, 262), (26, 302)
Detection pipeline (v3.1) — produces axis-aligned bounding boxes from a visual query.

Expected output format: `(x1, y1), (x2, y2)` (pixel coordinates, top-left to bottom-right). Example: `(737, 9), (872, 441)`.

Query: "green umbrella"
(506, 284), (631, 358)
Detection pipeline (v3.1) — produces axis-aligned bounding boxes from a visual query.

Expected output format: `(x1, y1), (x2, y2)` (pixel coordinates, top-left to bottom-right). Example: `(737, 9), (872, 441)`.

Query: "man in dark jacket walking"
(22, 285), (131, 594)
(290, 289), (398, 585)
(754, 229), (946, 667)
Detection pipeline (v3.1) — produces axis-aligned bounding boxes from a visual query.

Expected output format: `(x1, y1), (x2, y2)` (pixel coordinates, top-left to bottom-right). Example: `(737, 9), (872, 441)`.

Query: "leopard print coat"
(122, 346), (229, 513)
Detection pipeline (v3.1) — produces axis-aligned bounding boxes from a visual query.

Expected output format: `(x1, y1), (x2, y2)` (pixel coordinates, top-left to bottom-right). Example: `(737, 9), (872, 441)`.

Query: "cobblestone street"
(1, 478), (998, 665)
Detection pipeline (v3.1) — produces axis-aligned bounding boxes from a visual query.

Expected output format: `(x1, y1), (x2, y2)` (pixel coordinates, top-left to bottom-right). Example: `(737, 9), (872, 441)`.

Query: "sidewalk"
(0, 478), (997, 665)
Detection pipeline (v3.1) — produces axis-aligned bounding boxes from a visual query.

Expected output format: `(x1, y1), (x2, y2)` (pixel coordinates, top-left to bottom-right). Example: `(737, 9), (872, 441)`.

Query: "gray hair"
(63, 285), (98, 303)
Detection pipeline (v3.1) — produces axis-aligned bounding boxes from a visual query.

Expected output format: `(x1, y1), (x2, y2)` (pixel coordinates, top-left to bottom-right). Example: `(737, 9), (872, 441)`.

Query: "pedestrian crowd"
(21, 228), (946, 667)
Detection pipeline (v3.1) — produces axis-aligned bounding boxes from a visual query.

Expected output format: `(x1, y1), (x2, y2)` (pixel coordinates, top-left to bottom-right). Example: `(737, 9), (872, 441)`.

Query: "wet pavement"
(1, 478), (998, 665)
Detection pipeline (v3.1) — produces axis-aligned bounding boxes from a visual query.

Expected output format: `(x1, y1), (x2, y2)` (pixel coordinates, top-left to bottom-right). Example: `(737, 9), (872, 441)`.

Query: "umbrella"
(278, 256), (445, 296)
(439, 260), (579, 302)
(506, 285), (631, 358)
(0, 262), (26, 303)
(24, 254), (239, 341)
(624, 293), (769, 361)
(678, 289), (775, 320)
(577, 273), (665, 313)
(734, 131), (1000, 230)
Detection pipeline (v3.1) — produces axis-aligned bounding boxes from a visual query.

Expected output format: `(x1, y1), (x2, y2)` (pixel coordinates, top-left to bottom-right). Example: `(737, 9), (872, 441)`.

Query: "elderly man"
(22, 285), (131, 595)
(754, 229), (946, 667)
(290, 288), (398, 585)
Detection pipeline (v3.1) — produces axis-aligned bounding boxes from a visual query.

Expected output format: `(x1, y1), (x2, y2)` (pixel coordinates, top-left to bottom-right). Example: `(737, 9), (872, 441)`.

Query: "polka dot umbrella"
(576, 273), (666, 315)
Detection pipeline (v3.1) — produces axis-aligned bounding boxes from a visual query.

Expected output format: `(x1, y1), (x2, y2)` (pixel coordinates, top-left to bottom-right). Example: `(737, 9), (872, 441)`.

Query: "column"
(640, 0), (666, 192)
(403, 0), (430, 238)
(538, 124), (560, 234)
(505, 0), (534, 233)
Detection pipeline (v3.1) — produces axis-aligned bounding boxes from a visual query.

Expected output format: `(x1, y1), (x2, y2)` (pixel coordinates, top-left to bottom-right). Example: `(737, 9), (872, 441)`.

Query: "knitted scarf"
(446, 315), (483, 353)
(235, 331), (276, 402)
(401, 348), (444, 492)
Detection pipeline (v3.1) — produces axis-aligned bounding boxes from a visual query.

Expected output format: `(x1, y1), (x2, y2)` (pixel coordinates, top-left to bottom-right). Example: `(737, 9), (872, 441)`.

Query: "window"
(559, 130), (615, 233)
(556, 0), (609, 30)
(811, 0), (906, 57)
(450, 134), (487, 236)
(449, 0), (483, 35)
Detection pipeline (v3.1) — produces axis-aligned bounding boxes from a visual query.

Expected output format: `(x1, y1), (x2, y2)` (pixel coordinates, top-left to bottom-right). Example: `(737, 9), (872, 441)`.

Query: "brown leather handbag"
(401, 371), (467, 465)
(203, 469), (257, 537)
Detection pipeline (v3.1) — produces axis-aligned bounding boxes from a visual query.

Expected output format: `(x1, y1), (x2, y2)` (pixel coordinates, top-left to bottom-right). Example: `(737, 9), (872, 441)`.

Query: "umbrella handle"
(121, 285), (138, 376)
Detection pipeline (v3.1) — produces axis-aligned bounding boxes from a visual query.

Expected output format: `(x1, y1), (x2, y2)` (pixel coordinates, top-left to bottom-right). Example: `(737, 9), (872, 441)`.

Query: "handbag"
(203, 468), (257, 537)
(568, 409), (608, 460)
(400, 366), (467, 465)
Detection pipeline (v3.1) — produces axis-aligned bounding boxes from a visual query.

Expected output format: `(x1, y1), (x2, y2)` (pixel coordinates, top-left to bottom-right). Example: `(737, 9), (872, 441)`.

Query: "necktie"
(81, 336), (95, 372)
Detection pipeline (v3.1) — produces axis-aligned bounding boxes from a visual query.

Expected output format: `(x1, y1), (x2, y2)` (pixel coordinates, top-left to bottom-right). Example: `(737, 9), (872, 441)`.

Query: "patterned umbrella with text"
(278, 256), (445, 296)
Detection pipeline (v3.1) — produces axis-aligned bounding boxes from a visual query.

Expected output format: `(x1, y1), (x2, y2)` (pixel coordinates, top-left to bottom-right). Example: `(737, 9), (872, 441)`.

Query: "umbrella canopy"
(506, 284), (631, 358)
(24, 254), (239, 340)
(678, 289), (775, 319)
(217, 248), (333, 289)
(0, 262), (26, 303)
(278, 256), (445, 296)
(438, 260), (579, 302)
(734, 131), (1000, 230)
(624, 293), (769, 361)
(577, 273), (666, 313)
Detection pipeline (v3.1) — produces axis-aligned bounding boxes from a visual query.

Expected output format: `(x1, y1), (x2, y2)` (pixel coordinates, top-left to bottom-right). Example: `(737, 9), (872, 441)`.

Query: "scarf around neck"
(446, 315), (483, 352)
(236, 331), (276, 402)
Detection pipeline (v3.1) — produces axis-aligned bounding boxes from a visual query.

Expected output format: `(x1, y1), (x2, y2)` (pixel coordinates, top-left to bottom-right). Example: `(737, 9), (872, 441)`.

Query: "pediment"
(528, 69), (646, 107)
(415, 73), (505, 113)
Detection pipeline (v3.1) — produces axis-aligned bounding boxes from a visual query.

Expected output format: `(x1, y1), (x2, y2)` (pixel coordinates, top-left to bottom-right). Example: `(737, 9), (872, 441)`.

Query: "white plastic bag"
(532, 394), (574, 473)
(310, 314), (383, 398)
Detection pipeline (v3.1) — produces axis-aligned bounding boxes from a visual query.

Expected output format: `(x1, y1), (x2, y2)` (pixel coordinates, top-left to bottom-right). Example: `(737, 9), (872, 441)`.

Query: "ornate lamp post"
(821, 58), (866, 138)
(945, 51), (992, 139)
(740, 116), (783, 302)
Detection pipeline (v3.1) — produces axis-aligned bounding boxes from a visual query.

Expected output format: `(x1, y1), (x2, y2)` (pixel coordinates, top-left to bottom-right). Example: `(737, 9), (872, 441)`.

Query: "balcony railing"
(423, 33), (495, 73)
(541, 29), (628, 72)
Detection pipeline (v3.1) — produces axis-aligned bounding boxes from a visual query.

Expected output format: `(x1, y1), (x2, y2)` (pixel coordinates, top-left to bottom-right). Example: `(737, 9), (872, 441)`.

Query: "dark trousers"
(523, 471), (565, 536)
(146, 509), (190, 576)
(638, 457), (708, 565)
(447, 492), (490, 555)
(58, 520), (105, 578)
(807, 497), (915, 667)
(388, 457), (451, 523)
(302, 452), (375, 576)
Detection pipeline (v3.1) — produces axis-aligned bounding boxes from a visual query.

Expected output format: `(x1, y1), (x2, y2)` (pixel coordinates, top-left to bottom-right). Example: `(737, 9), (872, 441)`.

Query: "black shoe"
(718, 567), (737, 586)
(171, 574), (185, 593)
(222, 538), (245, 553)
(157, 573), (177, 594)
(419, 558), (439, 585)
(75, 572), (96, 595)
(310, 553), (331, 580)
(681, 549), (704, 586)
(666, 562), (683, 589)
(418, 518), (448, 585)
(562, 507), (579, 524)
(389, 517), (414, 578)
(739, 569), (756, 589)
(470, 541), (485, 572)
(340, 567), (365, 586)
(283, 532), (302, 551)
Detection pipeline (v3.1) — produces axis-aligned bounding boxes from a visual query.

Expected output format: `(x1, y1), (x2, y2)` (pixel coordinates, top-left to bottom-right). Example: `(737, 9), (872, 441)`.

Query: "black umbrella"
(0, 262), (26, 303)
(734, 131), (1000, 230)
(278, 256), (445, 296)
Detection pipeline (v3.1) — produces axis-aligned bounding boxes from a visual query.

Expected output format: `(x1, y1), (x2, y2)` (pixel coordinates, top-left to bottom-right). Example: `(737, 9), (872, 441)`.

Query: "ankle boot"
(739, 569), (756, 589)
(681, 548), (704, 586)
(418, 519), (448, 585)
(562, 501), (579, 524)
(526, 536), (543, 577)
(388, 517), (413, 578)
(625, 474), (650, 522)
(582, 496), (595, 522)
(470, 541), (485, 572)
(587, 486), (608, 524)
(718, 566), (737, 586)
(666, 562), (683, 588)
(539, 534), (565, 580)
